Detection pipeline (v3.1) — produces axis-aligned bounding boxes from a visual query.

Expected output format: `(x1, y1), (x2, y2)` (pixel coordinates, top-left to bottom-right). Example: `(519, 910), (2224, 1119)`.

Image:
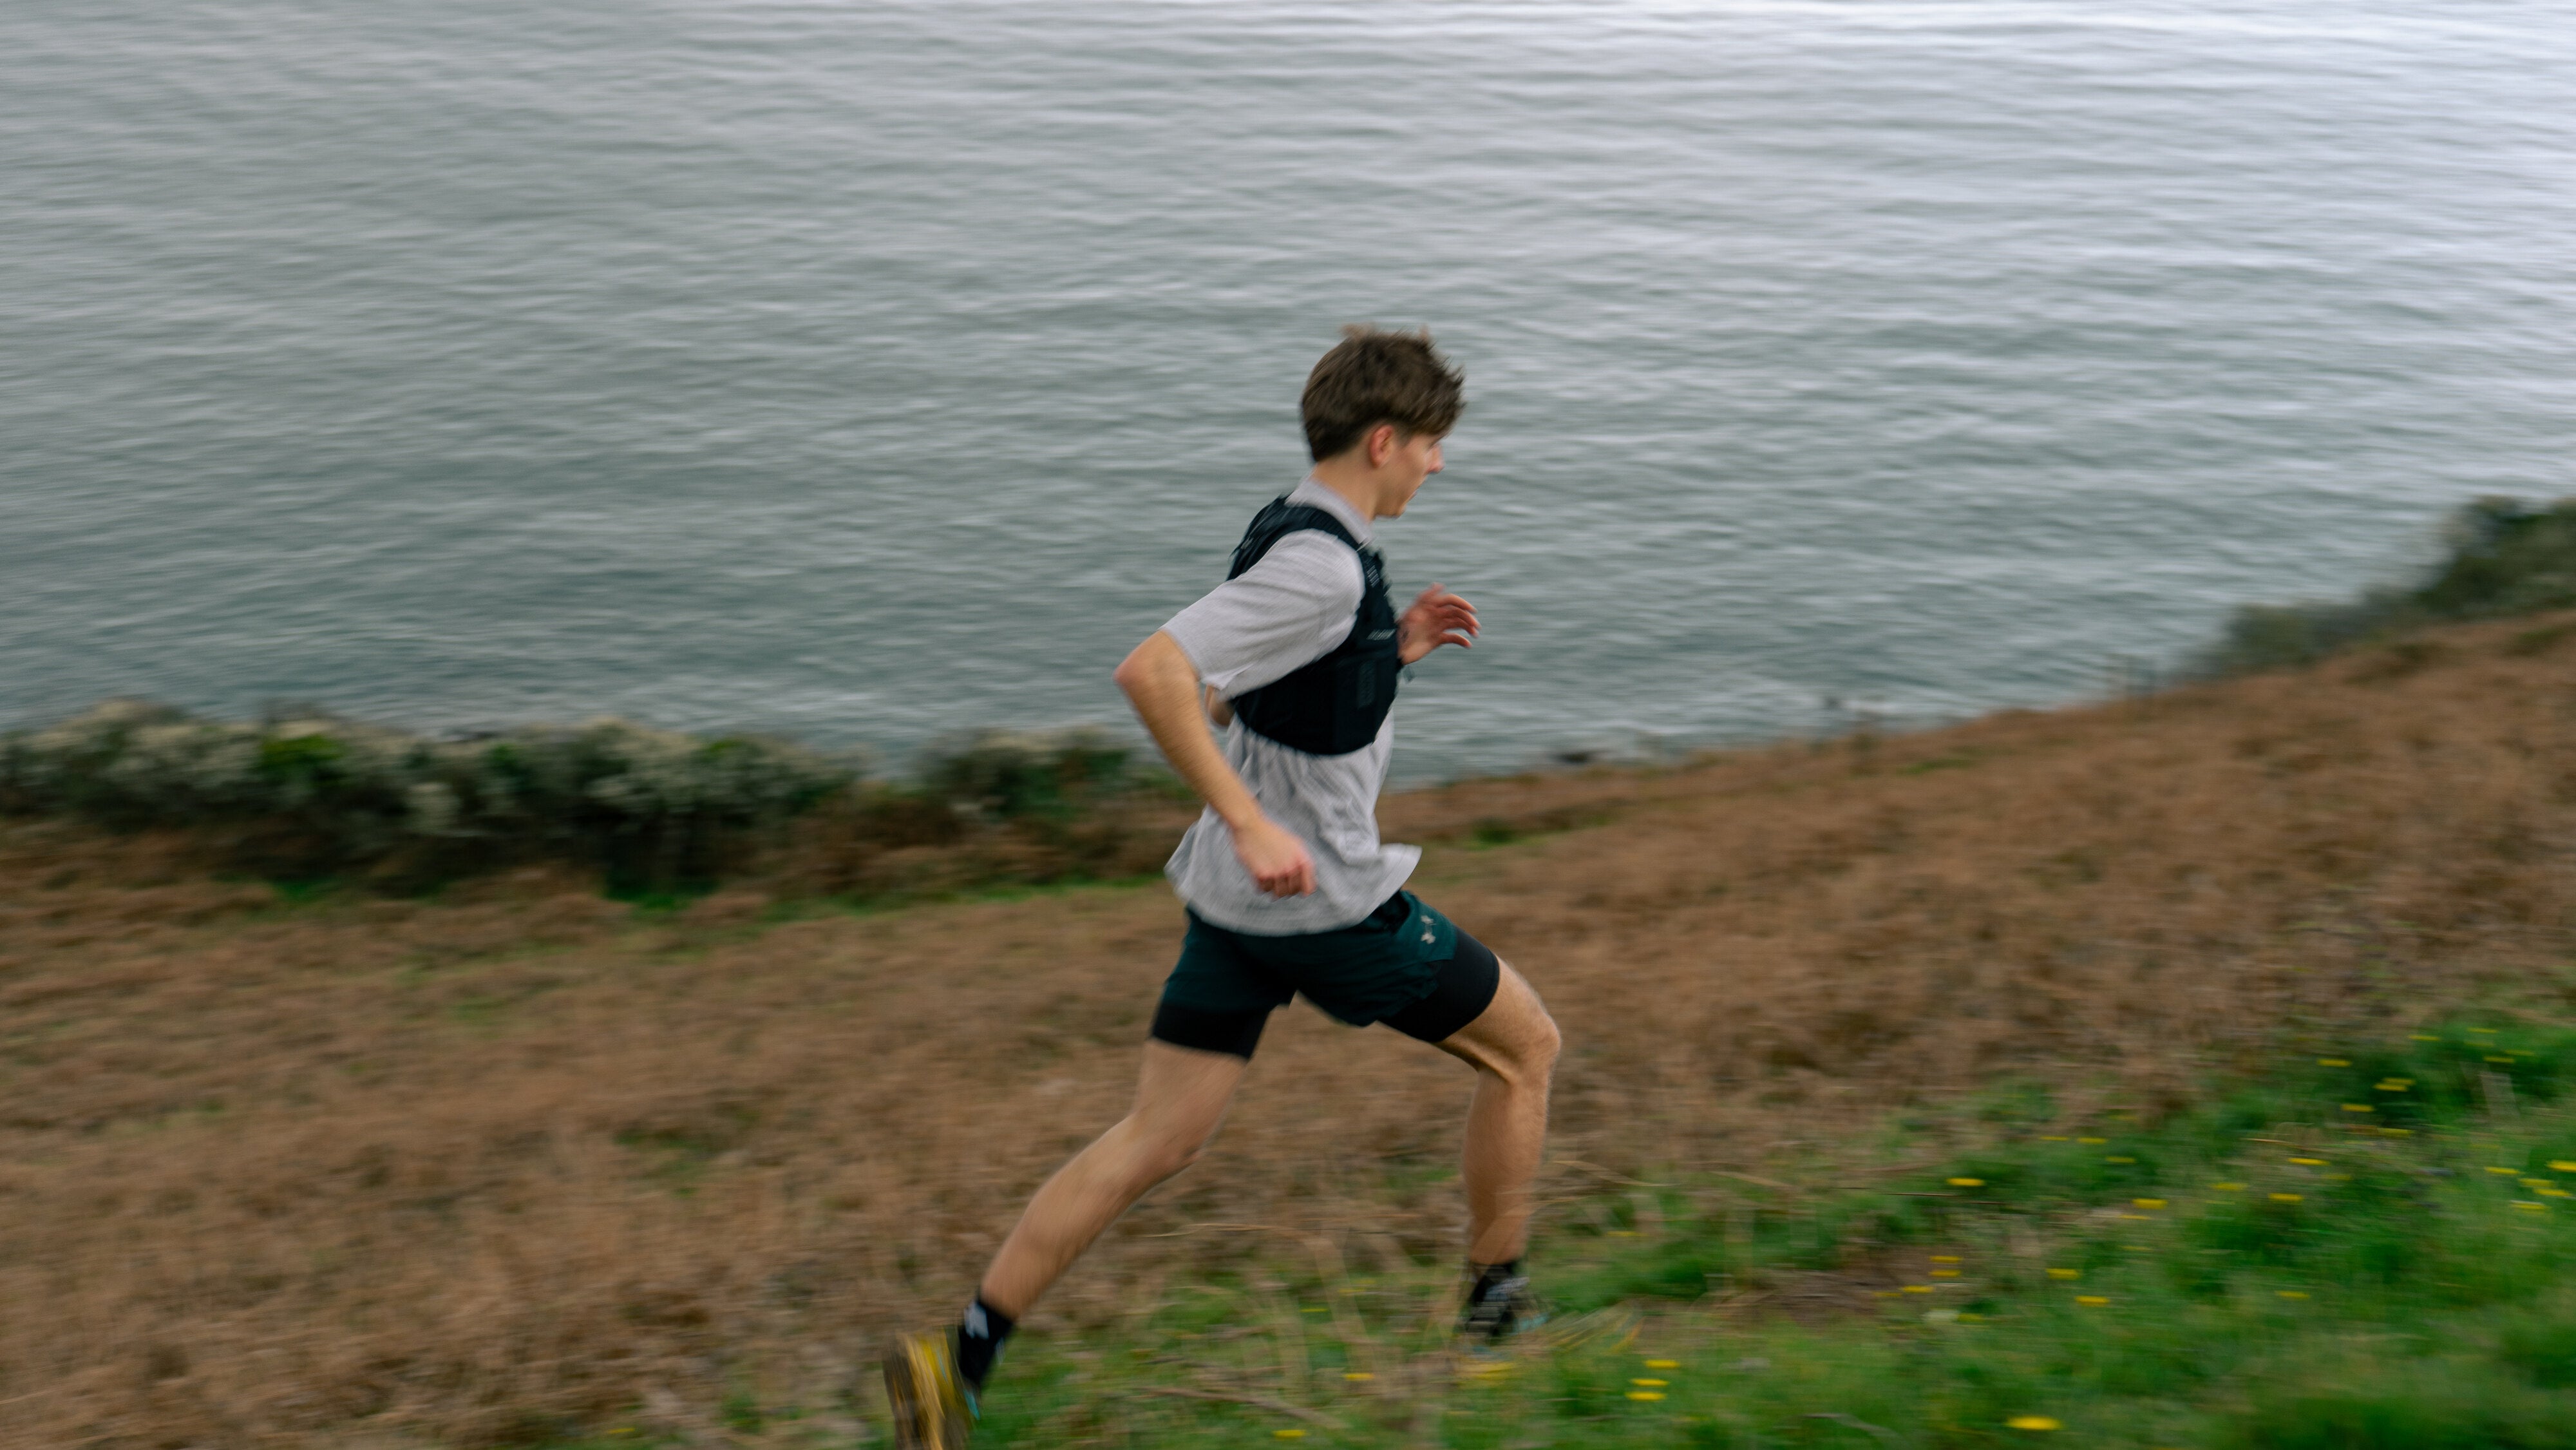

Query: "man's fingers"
(1263, 866), (1315, 897)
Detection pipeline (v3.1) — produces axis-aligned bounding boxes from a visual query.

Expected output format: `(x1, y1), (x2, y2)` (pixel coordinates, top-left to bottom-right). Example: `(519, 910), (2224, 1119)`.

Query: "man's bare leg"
(977, 1039), (1248, 1318)
(1431, 962), (1560, 1319)
(884, 1042), (1244, 1447)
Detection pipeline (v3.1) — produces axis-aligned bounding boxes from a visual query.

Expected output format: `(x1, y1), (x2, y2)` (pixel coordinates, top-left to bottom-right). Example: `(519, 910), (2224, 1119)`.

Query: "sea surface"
(5, 1), (2571, 779)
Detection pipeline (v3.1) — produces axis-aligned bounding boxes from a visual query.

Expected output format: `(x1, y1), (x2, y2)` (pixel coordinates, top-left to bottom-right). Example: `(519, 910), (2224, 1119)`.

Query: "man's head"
(1301, 326), (1464, 519)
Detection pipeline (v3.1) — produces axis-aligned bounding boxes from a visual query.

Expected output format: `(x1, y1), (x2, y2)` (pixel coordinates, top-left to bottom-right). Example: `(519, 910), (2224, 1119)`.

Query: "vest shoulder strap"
(1228, 497), (1367, 581)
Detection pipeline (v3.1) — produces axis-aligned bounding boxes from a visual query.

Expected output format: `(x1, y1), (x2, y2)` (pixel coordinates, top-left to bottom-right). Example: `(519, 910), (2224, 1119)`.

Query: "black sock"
(1467, 1259), (1523, 1304)
(955, 1295), (1015, 1391)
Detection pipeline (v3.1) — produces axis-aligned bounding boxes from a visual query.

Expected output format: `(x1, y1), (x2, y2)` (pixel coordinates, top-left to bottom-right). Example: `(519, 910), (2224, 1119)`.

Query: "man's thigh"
(1129, 1039), (1251, 1153)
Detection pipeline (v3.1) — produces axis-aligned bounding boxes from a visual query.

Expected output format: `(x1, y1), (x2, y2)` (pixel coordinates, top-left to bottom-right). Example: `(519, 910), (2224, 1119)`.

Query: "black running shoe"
(1457, 1270), (1549, 1342)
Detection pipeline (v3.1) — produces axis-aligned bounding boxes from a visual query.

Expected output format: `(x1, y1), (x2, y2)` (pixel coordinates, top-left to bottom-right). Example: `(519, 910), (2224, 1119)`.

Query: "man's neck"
(1306, 461), (1385, 521)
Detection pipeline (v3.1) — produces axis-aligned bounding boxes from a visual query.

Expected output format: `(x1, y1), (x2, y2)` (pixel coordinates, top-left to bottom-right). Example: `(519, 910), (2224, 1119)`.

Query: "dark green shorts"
(1150, 891), (1501, 1058)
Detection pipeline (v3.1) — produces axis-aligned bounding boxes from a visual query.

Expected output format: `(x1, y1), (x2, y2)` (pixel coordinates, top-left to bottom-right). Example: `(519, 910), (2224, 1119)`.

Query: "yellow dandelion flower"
(1302, 1306), (1328, 1313)
(1632, 1378), (1670, 1387)
(2271, 1192), (2304, 1203)
(2412, 1034), (2441, 1041)
(2382, 1127), (2414, 1136)
(1933, 1269), (1961, 1278)
(2213, 1181), (2246, 1190)
(2378, 1082), (2410, 1092)
(1344, 1371), (1375, 1381)
(2523, 1178), (2552, 1189)
(2076, 1295), (2109, 1306)
(2490, 1167), (2521, 1175)
(2553, 1161), (2576, 1173)
(2134, 1198), (2167, 1209)
(1960, 1312), (1987, 1322)
(2290, 1157), (2327, 1165)
(1643, 1359), (1680, 1369)
(2515, 1201), (2549, 1212)
(1627, 1390), (1667, 1402)
(2008, 1415), (2063, 1431)
(2079, 1137), (2107, 1145)
(2047, 1268), (2080, 1280)
(2488, 1055), (2517, 1064)
(1932, 1255), (1962, 1263)
(2319, 1058), (2351, 1067)
(2040, 1135), (2070, 1141)
(1902, 1284), (1933, 1293)
(1275, 1431), (1308, 1440)
(1949, 1178), (1985, 1187)
(2544, 1189), (2573, 1199)
(2343, 1104), (2375, 1113)
(2277, 1290), (2309, 1300)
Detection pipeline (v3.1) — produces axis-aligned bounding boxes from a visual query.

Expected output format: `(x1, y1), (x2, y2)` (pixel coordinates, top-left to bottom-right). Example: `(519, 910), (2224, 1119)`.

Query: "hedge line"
(0, 703), (1179, 894)
(2203, 496), (2576, 676)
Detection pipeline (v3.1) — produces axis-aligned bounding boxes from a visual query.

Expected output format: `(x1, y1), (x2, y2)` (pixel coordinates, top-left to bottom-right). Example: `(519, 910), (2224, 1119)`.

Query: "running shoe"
(882, 1332), (978, 1449)
(1457, 1270), (1549, 1342)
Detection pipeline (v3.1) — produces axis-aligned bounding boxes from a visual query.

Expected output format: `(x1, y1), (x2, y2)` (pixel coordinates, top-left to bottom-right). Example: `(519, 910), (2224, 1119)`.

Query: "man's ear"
(1365, 422), (1399, 468)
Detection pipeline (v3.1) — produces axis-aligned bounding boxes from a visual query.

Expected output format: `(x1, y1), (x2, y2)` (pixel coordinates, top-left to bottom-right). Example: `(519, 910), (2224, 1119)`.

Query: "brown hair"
(1299, 325), (1466, 463)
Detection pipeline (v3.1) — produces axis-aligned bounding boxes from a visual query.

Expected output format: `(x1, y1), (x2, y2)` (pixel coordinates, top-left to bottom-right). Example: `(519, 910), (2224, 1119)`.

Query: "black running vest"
(1225, 497), (1401, 757)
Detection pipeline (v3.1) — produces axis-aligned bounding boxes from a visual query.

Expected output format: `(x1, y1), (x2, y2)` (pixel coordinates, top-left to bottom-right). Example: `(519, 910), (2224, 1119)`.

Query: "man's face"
(1379, 430), (1445, 517)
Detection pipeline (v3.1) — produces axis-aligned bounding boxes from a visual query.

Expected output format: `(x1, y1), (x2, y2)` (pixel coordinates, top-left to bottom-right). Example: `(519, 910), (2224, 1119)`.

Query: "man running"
(885, 327), (1563, 1447)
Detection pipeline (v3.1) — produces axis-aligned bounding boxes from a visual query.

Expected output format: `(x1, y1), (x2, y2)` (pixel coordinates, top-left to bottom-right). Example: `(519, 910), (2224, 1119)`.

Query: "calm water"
(6, 1), (2571, 778)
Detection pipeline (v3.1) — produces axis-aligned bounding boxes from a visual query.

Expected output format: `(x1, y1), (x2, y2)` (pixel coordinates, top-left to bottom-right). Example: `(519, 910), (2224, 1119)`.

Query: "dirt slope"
(3, 612), (2571, 1446)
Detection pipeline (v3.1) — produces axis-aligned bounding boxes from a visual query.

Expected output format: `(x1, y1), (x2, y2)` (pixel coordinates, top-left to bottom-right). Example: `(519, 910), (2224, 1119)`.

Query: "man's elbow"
(1112, 635), (1166, 695)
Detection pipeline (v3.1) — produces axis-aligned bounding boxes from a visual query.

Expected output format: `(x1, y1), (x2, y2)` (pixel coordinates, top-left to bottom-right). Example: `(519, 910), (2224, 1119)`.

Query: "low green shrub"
(0, 700), (855, 889)
(0, 705), (1182, 894)
(2202, 496), (2576, 675)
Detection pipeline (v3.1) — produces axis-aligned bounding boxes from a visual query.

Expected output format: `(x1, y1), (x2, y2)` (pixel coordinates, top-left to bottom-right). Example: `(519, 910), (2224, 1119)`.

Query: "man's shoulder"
(1243, 529), (1365, 602)
(1233, 494), (1365, 572)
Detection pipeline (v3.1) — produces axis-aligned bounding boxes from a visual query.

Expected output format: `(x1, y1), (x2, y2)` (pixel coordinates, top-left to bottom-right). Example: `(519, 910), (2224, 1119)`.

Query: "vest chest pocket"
(1328, 652), (1399, 750)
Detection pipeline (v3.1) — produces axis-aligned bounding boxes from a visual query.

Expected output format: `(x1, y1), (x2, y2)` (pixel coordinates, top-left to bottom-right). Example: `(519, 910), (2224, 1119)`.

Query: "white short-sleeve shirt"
(1159, 478), (1417, 934)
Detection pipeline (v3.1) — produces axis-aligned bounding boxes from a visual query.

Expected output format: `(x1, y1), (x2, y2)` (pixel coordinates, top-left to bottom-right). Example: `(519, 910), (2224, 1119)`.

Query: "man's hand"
(1114, 631), (1315, 898)
(1397, 583), (1479, 666)
(1232, 814), (1318, 898)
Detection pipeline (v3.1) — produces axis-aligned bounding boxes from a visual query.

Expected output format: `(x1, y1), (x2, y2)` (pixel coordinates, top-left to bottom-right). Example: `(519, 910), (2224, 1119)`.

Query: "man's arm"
(1114, 631), (1314, 897)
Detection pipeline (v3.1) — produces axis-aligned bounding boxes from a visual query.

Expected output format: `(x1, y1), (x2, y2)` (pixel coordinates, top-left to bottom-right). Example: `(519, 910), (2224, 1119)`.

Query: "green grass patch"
(541, 1016), (2576, 1446)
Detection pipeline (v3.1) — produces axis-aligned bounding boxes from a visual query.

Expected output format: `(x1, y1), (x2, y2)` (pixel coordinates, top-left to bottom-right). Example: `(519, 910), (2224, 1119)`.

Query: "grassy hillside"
(2, 609), (2572, 1448)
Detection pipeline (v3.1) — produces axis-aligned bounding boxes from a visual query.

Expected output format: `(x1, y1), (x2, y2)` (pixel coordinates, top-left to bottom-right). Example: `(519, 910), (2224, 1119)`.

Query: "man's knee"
(1530, 1009), (1562, 1067)
(1144, 1135), (1206, 1183)
(1513, 1009), (1562, 1080)
(1474, 1012), (1559, 1089)
(1491, 967), (1560, 1077)
(1121, 1114), (1219, 1185)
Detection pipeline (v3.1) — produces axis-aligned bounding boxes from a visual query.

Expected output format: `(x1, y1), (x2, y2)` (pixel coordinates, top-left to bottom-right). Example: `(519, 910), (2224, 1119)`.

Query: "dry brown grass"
(5, 612), (2575, 1447)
